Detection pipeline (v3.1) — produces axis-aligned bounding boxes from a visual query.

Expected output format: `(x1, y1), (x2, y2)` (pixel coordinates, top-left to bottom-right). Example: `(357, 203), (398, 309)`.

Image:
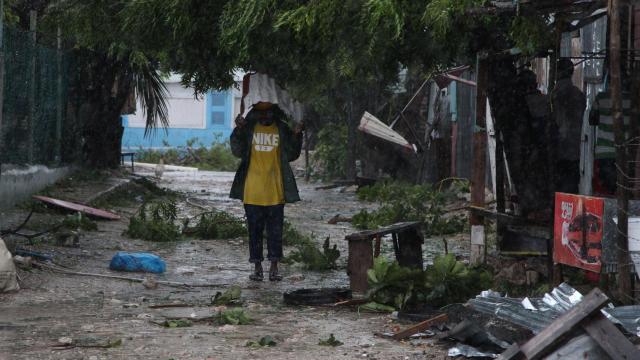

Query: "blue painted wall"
(121, 90), (234, 150)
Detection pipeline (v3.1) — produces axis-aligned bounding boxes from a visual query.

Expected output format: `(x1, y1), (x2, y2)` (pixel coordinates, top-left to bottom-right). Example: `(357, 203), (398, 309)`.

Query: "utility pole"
(55, 25), (63, 164)
(470, 55), (489, 265)
(608, 0), (632, 304)
(0, 0), (5, 166)
(27, 10), (36, 163)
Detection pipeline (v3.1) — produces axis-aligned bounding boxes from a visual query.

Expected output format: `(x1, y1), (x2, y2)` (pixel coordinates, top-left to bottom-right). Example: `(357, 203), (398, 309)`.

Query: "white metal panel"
(242, 73), (304, 123)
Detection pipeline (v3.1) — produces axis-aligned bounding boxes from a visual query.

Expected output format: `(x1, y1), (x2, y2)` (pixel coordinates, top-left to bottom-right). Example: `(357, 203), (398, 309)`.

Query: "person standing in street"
(229, 101), (303, 281)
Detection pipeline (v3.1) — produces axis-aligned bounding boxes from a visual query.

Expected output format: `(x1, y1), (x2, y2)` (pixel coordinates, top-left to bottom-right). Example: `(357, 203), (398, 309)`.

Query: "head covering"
(240, 73), (304, 123)
(252, 101), (274, 111)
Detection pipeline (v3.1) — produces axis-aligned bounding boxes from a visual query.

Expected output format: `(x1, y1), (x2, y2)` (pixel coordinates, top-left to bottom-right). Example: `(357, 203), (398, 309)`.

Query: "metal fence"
(0, 26), (78, 167)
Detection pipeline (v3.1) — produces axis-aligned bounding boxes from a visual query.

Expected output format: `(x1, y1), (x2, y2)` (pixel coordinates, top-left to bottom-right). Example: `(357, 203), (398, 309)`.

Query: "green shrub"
(312, 123), (347, 180)
(366, 255), (493, 310)
(283, 220), (313, 246)
(125, 200), (182, 242)
(282, 221), (340, 270)
(353, 181), (465, 237)
(60, 212), (98, 231)
(134, 135), (239, 171)
(285, 237), (340, 271)
(185, 211), (247, 239)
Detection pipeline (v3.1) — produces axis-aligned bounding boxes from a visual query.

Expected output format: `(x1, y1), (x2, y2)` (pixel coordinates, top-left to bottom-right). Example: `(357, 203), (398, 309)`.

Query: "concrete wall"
(0, 165), (71, 209)
(121, 83), (235, 150)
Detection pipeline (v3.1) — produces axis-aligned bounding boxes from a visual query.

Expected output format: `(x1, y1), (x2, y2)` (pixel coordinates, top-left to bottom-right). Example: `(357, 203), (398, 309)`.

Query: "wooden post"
(0, 0), (5, 164)
(609, 0), (633, 304)
(470, 55), (488, 265)
(550, 19), (564, 287)
(55, 26), (63, 164)
(27, 10), (36, 163)
(345, 237), (373, 296)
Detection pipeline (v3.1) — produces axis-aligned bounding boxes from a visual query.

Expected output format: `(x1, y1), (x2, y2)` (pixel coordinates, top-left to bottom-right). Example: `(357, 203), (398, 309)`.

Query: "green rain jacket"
(229, 112), (303, 203)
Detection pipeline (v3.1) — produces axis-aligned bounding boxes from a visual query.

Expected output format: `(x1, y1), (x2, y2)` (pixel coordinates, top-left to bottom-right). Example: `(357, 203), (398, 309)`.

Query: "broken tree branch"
(391, 313), (448, 341)
(35, 261), (227, 288)
(0, 208), (35, 235)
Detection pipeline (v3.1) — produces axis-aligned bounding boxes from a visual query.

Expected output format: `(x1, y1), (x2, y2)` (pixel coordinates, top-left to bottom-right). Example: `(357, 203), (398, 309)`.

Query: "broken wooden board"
(581, 312), (639, 360)
(498, 288), (610, 360)
(391, 313), (448, 341)
(32, 195), (121, 220)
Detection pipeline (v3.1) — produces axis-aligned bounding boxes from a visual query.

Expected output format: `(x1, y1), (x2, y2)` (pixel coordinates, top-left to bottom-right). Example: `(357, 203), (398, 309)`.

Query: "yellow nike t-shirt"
(243, 123), (285, 205)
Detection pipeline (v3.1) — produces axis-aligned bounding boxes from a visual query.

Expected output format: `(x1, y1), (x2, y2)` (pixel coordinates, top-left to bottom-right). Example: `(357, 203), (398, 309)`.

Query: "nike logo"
(253, 132), (279, 152)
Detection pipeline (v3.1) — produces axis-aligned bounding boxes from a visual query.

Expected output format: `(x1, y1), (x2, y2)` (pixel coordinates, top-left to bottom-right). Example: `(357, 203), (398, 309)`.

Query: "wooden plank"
(332, 298), (368, 307)
(374, 234), (381, 257)
(515, 288), (609, 360)
(345, 222), (421, 241)
(346, 238), (373, 295)
(581, 313), (639, 360)
(391, 313), (448, 341)
(497, 344), (524, 360)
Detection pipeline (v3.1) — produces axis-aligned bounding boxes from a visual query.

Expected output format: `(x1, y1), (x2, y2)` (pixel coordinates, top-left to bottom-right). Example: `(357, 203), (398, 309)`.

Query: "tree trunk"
(345, 86), (357, 180)
(609, 0), (632, 304)
(74, 53), (132, 169)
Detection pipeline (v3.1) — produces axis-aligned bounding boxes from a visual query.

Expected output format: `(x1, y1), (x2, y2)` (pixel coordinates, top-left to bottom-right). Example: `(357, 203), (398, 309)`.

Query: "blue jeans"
(244, 204), (284, 263)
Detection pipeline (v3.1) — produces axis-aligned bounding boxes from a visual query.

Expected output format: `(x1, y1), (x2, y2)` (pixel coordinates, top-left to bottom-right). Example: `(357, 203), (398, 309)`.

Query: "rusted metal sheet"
(32, 195), (120, 220)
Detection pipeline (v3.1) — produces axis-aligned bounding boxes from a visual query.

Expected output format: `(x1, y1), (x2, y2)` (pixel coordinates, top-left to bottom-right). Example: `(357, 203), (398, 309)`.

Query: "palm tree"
(42, 0), (170, 167)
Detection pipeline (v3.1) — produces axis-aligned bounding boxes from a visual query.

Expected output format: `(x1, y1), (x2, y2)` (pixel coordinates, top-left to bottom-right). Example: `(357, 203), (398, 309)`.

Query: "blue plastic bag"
(109, 252), (166, 273)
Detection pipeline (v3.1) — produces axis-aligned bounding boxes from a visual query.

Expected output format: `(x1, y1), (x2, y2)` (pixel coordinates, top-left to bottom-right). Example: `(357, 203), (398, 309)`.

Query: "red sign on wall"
(553, 193), (604, 273)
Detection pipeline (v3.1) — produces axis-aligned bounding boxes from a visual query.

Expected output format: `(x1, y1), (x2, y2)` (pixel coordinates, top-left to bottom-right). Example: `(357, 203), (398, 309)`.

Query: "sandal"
(249, 269), (264, 281)
(269, 270), (283, 282)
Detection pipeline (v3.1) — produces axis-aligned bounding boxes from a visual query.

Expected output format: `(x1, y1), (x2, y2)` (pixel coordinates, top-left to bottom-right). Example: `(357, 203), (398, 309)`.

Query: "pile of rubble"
(466, 283), (639, 359)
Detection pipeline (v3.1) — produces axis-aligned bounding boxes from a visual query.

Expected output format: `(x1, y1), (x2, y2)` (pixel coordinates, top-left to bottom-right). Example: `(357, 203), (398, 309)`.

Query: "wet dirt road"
(0, 170), (450, 359)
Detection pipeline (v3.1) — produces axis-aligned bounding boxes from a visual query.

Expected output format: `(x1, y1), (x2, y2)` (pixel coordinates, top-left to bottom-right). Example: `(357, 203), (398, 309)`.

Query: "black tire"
(283, 288), (352, 306)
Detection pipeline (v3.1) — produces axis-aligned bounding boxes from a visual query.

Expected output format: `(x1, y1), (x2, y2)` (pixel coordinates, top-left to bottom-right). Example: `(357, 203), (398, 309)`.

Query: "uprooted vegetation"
(126, 200), (183, 242)
(126, 198), (247, 242)
(135, 136), (239, 171)
(90, 177), (176, 209)
(282, 221), (340, 271)
(182, 211), (246, 239)
(60, 213), (98, 232)
(352, 181), (467, 237)
(364, 254), (493, 311)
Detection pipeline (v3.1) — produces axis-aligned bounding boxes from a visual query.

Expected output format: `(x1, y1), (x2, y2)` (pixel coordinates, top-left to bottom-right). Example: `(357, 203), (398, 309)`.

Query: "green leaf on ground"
(358, 301), (396, 313)
(318, 334), (343, 346)
(163, 319), (192, 328)
(246, 335), (277, 348)
(212, 286), (242, 305)
(218, 308), (252, 325)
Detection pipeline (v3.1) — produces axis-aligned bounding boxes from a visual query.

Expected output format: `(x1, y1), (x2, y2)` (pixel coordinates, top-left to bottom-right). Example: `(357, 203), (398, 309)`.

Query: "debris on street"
(0, 237), (19, 292)
(109, 252), (166, 273)
(7, 4), (640, 355)
(318, 334), (343, 347)
(32, 195), (121, 220)
(469, 284), (639, 358)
